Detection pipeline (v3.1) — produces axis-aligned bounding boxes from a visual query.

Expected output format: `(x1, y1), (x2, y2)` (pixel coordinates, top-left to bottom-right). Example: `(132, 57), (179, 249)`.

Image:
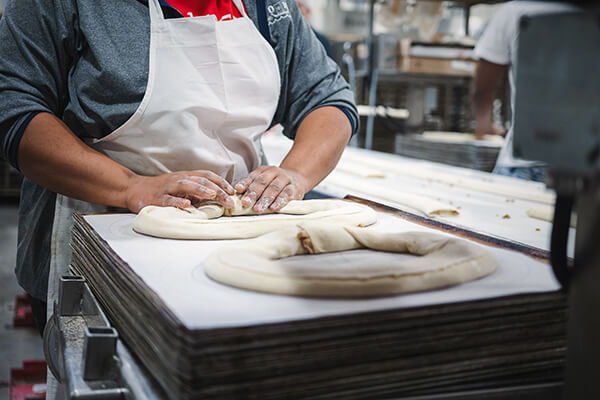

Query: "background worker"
(472, 0), (579, 182)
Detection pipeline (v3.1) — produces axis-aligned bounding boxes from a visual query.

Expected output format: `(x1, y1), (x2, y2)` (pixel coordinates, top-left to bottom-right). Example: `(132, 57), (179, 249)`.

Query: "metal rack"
(44, 275), (166, 400)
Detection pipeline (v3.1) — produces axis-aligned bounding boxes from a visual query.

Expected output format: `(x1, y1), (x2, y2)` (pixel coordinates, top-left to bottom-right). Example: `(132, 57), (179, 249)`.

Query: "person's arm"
(1, 0), (234, 213)
(18, 112), (235, 213)
(471, 59), (508, 139)
(234, 106), (350, 213)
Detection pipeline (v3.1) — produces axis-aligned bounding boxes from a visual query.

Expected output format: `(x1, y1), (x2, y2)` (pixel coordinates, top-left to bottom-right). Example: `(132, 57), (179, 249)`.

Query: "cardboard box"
(397, 39), (476, 77)
(399, 56), (476, 77)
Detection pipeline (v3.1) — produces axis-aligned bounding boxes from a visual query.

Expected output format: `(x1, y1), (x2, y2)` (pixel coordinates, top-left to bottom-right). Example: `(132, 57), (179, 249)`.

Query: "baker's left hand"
(235, 166), (309, 214)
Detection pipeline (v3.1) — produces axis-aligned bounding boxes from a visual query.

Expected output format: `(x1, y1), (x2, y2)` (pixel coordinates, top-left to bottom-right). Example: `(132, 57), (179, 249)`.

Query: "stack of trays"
(395, 133), (503, 172)
(70, 212), (566, 399)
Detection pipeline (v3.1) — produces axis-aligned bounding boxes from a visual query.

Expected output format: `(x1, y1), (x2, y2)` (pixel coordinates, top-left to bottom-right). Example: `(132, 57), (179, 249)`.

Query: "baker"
(0, 0), (357, 337)
(471, 0), (580, 182)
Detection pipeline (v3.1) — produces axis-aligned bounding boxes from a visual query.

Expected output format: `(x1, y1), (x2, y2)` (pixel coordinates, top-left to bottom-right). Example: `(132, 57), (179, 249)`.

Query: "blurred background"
(301, 0), (507, 171)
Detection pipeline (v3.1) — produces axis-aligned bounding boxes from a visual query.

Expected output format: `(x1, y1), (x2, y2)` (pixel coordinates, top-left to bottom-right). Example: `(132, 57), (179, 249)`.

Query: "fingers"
(143, 168), (305, 215)
(239, 168), (278, 211)
(174, 177), (234, 208)
(492, 125), (506, 136)
(186, 176), (235, 207)
(189, 170), (235, 195)
(269, 185), (297, 212)
(127, 171), (237, 213)
(162, 195), (191, 209)
(254, 175), (290, 213)
(237, 167), (305, 213)
(234, 168), (263, 194)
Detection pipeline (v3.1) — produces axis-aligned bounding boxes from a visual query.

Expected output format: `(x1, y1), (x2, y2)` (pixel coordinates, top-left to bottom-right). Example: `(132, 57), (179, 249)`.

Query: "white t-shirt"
(474, 1), (580, 168)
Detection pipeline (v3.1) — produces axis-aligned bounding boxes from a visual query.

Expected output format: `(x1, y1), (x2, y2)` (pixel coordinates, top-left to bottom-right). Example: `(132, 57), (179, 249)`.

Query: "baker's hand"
(125, 170), (235, 213)
(474, 122), (505, 139)
(235, 166), (308, 214)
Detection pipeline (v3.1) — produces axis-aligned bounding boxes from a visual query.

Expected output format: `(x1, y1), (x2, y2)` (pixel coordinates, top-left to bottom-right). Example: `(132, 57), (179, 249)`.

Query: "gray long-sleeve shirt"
(0, 0), (358, 300)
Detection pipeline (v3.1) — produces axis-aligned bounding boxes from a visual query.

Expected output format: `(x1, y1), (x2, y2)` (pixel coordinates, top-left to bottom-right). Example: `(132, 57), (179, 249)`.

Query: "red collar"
(166, 0), (244, 20)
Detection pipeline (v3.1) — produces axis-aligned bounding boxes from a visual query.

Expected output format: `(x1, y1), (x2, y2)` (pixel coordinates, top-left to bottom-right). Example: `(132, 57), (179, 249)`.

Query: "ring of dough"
(204, 223), (497, 297)
(133, 197), (377, 239)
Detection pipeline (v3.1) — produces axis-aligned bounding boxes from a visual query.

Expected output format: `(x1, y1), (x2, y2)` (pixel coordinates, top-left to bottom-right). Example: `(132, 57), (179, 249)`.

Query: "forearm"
(18, 112), (134, 208)
(471, 60), (508, 138)
(471, 87), (495, 131)
(18, 113), (235, 212)
(280, 106), (351, 190)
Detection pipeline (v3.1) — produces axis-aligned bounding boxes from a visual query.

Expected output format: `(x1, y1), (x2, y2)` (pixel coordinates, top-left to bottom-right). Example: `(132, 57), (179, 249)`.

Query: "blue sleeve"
(6, 112), (41, 170)
(335, 106), (357, 136)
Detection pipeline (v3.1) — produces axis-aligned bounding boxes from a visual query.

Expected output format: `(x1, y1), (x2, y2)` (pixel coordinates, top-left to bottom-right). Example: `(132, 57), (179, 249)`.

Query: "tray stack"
(70, 213), (566, 399)
(395, 133), (502, 172)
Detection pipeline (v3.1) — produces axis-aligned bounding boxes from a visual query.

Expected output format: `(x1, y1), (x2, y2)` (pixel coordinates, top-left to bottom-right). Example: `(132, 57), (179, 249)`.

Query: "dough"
(324, 171), (459, 217)
(133, 197), (377, 239)
(342, 151), (555, 205)
(422, 131), (505, 145)
(526, 206), (577, 228)
(204, 223), (497, 297)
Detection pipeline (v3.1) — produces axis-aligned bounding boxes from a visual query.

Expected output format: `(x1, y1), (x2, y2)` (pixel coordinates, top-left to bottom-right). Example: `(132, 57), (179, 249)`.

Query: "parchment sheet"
(83, 211), (559, 331)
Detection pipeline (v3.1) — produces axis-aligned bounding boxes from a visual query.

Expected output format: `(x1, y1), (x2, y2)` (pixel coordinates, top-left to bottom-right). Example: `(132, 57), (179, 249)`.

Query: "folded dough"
(324, 171), (459, 217)
(204, 223), (497, 297)
(133, 197), (377, 239)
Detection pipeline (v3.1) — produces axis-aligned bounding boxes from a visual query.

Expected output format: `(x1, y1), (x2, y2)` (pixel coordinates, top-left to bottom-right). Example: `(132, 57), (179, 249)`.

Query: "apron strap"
(232, 0), (248, 18)
(256, 0), (272, 45)
(232, 0), (272, 46)
(148, 0), (166, 22)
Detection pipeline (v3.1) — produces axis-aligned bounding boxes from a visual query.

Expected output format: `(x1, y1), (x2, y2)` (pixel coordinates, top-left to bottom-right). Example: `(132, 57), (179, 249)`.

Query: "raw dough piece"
(357, 105), (409, 119)
(526, 206), (577, 228)
(133, 197), (377, 239)
(342, 151), (555, 205)
(204, 223), (497, 297)
(422, 131), (505, 145)
(324, 171), (459, 217)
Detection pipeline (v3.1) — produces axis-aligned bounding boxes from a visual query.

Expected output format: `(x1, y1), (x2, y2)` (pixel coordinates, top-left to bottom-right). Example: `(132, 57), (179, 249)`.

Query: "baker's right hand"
(474, 122), (505, 139)
(125, 170), (235, 213)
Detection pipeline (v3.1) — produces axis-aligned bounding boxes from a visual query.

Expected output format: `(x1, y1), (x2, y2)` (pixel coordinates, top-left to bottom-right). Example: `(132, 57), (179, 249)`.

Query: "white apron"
(92, 0), (280, 182)
(46, 0), (280, 395)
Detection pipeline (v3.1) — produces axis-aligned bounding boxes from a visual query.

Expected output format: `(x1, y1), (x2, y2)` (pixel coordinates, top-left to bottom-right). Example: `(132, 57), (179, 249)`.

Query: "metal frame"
(44, 275), (165, 400)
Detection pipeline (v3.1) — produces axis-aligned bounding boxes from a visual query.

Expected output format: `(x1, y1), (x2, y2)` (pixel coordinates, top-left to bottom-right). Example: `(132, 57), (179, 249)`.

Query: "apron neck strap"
(148, 0), (166, 22)
(232, 0), (248, 18)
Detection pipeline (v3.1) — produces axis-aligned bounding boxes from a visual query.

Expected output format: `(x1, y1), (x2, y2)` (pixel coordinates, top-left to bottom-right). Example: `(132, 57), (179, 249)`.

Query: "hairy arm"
(471, 59), (508, 139)
(18, 112), (235, 213)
